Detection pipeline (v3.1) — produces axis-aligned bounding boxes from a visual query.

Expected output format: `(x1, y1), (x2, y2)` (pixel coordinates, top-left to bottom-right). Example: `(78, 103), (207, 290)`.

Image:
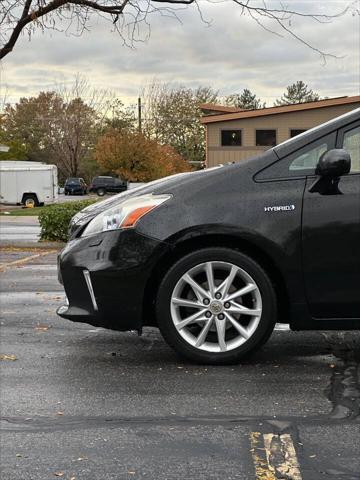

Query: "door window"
(343, 126), (360, 173)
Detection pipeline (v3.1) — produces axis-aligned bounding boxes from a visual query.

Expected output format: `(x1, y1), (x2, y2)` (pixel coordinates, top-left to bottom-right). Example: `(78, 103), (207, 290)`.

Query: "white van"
(0, 161), (58, 207)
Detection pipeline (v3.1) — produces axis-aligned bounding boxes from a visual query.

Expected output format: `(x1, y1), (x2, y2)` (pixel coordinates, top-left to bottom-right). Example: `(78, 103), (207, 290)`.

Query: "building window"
(290, 129), (307, 138)
(256, 129), (276, 146)
(221, 130), (242, 146)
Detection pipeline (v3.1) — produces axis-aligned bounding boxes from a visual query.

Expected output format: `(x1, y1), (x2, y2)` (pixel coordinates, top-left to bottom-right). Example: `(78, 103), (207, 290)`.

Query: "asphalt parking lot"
(0, 248), (359, 480)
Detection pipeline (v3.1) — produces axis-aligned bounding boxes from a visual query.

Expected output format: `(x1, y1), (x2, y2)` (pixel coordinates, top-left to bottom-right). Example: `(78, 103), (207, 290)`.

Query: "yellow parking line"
(250, 432), (276, 480)
(250, 432), (302, 480)
(0, 250), (57, 272)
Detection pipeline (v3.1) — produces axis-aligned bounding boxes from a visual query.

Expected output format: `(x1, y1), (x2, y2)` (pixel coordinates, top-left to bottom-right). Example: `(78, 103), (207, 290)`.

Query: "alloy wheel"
(170, 261), (262, 353)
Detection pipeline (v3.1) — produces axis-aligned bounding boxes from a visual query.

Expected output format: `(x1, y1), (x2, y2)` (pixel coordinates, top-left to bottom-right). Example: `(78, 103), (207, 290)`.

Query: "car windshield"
(66, 178), (79, 184)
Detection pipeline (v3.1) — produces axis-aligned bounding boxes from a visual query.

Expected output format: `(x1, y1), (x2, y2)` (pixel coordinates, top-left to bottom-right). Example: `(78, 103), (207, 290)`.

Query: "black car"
(64, 177), (87, 195)
(89, 176), (127, 196)
(57, 109), (360, 364)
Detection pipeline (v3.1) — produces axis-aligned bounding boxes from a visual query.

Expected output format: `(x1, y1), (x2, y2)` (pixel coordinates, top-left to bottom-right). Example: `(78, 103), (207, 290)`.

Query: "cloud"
(1, 1), (359, 106)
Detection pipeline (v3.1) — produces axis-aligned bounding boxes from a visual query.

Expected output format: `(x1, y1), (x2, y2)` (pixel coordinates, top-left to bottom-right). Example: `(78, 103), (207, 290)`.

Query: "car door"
(113, 179), (121, 192)
(302, 121), (360, 319)
(107, 178), (115, 192)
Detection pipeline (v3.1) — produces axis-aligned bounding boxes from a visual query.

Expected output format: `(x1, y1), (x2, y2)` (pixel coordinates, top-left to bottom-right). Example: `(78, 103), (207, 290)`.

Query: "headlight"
(81, 194), (171, 237)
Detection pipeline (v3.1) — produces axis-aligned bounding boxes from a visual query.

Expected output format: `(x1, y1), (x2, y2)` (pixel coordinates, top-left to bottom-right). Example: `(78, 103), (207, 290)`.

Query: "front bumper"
(57, 229), (169, 331)
(65, 187), (83, 194)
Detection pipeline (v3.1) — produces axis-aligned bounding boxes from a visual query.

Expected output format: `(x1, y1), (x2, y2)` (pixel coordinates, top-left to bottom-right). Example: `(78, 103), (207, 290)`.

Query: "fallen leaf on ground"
(76, 457), (87, 461)
(329, 364), (336, 368)
(53, 473), (65, 477)
(0, 354), (17, 361)
(35, 324), (51, 331)
(16, 453), (22, 457)
(56, 411), (64, 416)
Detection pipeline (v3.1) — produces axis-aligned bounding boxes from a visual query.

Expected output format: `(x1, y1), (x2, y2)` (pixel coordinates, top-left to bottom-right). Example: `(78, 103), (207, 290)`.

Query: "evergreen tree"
(275, 81), (320, 105)
(225, 89), (265, 110)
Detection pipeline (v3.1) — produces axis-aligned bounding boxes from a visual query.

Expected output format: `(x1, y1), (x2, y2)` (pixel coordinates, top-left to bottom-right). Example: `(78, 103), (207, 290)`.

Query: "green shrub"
(39, 200), (96, 242)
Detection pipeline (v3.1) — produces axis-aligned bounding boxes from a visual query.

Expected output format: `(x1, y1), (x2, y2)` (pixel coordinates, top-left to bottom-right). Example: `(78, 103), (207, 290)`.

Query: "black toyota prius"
(57, 108), (360, 364)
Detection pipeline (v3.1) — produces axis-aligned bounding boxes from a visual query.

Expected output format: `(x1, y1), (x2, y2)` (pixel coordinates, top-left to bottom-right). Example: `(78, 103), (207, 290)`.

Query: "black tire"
(97, 188), (106, 196)
(22, 194), (39, 208)
(155, 247), (277, 365)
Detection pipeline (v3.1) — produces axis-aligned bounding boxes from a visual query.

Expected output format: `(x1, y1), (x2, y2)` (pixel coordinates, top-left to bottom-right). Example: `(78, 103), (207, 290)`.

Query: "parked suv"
(89, 176), (127, 196)
(58, 109), (360, 364)
(64, 177), (87, 195)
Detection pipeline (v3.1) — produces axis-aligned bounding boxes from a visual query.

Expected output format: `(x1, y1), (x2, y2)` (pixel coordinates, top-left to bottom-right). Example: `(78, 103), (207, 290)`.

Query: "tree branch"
(0, 0), (356, 60)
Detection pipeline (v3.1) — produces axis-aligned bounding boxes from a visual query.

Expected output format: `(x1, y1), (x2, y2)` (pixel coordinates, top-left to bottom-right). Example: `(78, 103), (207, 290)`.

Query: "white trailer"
(0, 161), (58, 207)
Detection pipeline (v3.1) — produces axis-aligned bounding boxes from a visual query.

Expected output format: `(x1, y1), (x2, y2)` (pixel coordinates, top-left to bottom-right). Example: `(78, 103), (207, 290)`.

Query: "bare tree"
(141, 81), (218, 164)
(0, 1), (357, 60)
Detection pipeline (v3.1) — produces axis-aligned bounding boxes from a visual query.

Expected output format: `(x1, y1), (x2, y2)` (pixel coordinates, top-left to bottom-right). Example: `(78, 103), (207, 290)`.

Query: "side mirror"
(315, 149), (351, 178)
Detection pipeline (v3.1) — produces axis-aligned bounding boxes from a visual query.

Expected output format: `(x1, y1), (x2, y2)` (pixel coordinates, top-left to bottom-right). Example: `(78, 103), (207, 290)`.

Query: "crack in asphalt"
(1, 412), (359, 434)
(322, 332), (360, 420)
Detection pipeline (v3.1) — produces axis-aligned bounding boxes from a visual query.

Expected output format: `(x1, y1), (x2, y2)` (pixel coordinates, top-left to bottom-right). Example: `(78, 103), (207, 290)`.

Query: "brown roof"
(199, 103), (243, 113)
(200, 96), (360, 124)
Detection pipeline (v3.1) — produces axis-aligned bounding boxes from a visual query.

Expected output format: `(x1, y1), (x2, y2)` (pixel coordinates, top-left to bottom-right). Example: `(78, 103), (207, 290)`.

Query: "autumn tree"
(2, 91), (97, 177)
(3, 91), (62, 162)
(225, 89), (265, 110)
(1, 1), (355, 61)
(0, 138), (28, 160)
(0, 118), (28, 159)
(142, 83), (218, 165)
(275, 81), (321, 105)
(95, 129), (192, 182)
(1, 78), (115, 178)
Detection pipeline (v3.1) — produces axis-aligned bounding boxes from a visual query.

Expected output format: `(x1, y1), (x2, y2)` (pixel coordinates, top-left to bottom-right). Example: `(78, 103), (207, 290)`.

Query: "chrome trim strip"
(83, 270), (98, 311)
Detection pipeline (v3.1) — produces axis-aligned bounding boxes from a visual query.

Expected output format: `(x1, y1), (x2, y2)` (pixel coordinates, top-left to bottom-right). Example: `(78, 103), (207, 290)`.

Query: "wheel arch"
(21, 192), (39, 205)
(142, 230), (290, 328)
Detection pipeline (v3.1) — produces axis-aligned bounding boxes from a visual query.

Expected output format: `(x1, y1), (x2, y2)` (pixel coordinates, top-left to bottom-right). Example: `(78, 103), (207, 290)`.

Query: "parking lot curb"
(0, 241), (65, 250)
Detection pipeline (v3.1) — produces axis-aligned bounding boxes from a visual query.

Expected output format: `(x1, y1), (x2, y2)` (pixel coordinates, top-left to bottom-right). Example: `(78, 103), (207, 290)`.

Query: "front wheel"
(23, 194), (39, 208)
(97, 188), (106, 196)
(155, 248), (277, 365)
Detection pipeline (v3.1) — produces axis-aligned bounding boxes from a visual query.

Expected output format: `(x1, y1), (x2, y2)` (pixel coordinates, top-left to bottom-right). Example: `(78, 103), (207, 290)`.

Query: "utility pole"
(138, 97), (142, 133)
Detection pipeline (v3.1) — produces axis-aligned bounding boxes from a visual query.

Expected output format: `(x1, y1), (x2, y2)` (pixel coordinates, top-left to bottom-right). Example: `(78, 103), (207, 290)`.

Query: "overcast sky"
(1, 0), (359, 108)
